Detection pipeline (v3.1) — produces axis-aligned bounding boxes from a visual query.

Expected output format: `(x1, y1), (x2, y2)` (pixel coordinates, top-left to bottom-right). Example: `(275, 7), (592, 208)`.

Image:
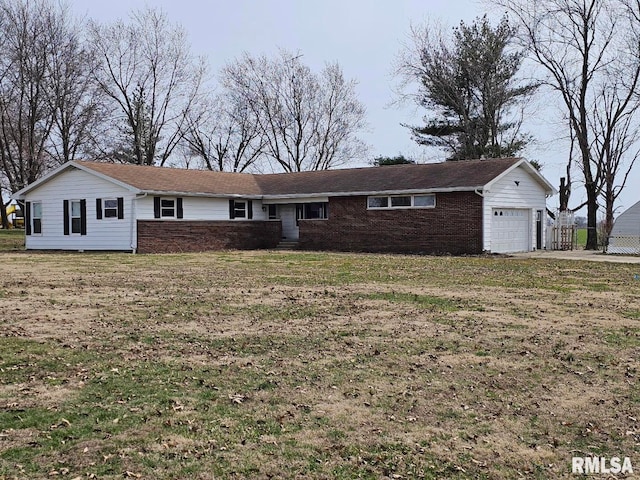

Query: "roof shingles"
(76, 157), (523, 197)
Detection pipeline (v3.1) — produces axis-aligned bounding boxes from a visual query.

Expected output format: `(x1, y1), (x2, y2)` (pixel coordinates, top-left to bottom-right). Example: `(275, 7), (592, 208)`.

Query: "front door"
(536, 210), (543, 250)
(280, 205), (299, 239)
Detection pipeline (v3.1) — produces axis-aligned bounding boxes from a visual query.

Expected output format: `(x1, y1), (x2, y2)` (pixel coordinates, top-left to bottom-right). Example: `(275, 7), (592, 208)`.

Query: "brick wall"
(137, 220), (281, 253)
(298, 192), (483, 254)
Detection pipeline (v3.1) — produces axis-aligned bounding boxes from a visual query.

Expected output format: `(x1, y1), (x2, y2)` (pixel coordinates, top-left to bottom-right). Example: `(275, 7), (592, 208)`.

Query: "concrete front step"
(276, 240), (299, 250)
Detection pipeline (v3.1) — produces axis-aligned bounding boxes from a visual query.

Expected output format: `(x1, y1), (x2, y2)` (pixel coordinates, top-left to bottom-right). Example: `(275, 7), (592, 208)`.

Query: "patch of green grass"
(0, 228), (24, 251)
(576, 228), (587, 247)
(602, 328), (640, 347)
(357, 291), (464, 311)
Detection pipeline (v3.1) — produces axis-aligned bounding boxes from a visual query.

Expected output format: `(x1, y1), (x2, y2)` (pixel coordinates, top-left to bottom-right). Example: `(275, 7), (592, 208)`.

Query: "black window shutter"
(63, 200), (69, 235)
(96, 199), (102, 219)
(117, 197), (124, 219)
(248, 200), (253, 219)
(80, 199), (87, 235)
(154, 196), (161, 219)
(176, 198), (183, 219)
(25, 202), (32, 236)
(229, 199), (235, 219)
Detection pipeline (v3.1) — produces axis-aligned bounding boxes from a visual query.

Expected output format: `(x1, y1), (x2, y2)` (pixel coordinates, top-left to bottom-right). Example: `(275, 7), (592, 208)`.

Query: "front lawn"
(0, 251), (638, 479)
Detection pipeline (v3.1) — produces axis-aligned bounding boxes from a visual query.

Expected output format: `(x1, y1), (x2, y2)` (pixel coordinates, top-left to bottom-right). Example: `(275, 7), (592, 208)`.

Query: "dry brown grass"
(0, 250), (639, 479)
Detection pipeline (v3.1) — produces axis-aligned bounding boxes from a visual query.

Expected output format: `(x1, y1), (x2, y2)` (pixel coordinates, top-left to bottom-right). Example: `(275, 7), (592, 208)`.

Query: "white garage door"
(491, 209), (530, 253)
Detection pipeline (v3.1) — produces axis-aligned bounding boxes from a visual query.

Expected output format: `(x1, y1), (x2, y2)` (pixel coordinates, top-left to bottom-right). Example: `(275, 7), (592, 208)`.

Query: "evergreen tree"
(399, 15), (538, 160)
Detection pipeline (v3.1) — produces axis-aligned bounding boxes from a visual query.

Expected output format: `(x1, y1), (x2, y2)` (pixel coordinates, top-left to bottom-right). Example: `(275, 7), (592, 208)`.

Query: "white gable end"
(483, 165), (549, 252)
(23, 168), (135, 251)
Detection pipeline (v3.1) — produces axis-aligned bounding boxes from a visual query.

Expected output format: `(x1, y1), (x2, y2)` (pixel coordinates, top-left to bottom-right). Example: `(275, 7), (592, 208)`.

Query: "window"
(153, 197), (183, 219)
(368, 197), (388, 208)
(304, 203), (327, 219)
(414, 195), (436, 208)
(32, 202), (42, 234)
(268, 204), (278, 220)
(71, 200), (82, 234)
(234, 200), (246, 219)
(97, 197), (124, 220)
(367, 194), (436, 210)
(390, 196), (411, 207)
(63, 199), (86, 235)
(296, 202), (328, 224)
(228, 199), (253, 219)
(104, 199), (118, 218)
(161, 199), (175, 217)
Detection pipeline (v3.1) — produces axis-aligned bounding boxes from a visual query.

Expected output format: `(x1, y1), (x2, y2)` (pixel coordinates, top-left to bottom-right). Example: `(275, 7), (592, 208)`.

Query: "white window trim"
(233, 200), (247, 219)
(160, 198), (176, 218)
(103, 198), (118, 219)
(367, 194), (436, 210)
(70, 199), (82, 235)
(31, 201), (43, 236)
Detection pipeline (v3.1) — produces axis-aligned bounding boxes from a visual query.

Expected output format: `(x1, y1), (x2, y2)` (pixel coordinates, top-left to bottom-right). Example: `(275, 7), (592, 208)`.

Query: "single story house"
(607, 199), (640, 254)
(12, 157), (556, 254)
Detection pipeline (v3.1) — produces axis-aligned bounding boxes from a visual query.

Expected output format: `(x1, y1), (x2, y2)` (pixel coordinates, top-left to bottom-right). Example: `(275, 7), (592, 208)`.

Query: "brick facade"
(298, 192), (483, 254)
(137, 220), (281, 254)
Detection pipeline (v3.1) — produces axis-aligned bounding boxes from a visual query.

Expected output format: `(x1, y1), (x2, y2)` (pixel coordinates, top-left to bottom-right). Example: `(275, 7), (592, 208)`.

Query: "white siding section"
(483, 166), (548, 252)
(610, 200), (640, 236)
(608, 200), (640, 254)
(136, 196), (268, 220)
(24, 168), (134, 251)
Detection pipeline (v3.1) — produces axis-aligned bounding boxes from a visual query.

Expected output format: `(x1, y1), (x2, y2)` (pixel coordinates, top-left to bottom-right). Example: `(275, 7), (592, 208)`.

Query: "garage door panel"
(491, 209), (529, 253)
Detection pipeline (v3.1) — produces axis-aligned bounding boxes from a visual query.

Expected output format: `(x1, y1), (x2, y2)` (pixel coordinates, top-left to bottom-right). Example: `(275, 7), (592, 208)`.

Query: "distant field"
(576, 228), (587, 247)
(0, 251), (639, 479)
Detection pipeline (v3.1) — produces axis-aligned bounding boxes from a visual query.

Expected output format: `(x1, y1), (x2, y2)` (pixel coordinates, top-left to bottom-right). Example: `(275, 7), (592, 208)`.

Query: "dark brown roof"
(76, 157), (523, 196)
(257, 158), (521, 195)
(77, 161), (262, 195)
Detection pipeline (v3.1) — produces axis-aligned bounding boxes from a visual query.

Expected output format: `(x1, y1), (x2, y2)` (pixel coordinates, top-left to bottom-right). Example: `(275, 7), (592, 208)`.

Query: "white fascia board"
(483, 159), (557, 195)
(261, 186), (483, 201)
(263, 196), (330, 205)
(140, 190), (263, 199)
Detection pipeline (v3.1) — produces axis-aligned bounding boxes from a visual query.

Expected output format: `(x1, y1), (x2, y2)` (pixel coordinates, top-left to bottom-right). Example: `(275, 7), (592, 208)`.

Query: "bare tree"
(0, 0), (57, 195)
(0, 0), (100, 220)
(182, 93), (265, 172)
(592, 82), (640, 238)
(396, 15), (538, 160)
(492, 0), (640, 249)
(45, 5), (104, 164)
(220, 50), (367, 172)
(88, 7), (207, 166)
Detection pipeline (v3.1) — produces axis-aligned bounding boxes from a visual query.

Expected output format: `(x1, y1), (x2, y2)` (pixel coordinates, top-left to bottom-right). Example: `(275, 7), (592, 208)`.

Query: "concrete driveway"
(510, 249), (640, 264)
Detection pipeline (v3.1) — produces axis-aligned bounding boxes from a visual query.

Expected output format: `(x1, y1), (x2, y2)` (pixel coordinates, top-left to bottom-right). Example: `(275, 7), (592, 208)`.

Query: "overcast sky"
(75, 0), (640, 214)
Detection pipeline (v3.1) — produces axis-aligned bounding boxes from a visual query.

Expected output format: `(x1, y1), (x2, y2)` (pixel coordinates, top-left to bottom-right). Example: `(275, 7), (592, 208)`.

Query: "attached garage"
(491, 209), (530, 253)
(482, 161), (554, 253)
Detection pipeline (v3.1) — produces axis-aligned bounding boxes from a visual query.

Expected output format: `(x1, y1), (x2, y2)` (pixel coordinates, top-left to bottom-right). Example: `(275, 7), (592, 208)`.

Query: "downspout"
(474, 189), (486, 252)
(131, 193), (147, 253)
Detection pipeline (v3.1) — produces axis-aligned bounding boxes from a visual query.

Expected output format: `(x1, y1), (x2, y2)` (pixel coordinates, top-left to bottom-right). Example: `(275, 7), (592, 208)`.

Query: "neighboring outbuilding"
(12, 157), (556, 254)
(607, 200), (640, 254)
